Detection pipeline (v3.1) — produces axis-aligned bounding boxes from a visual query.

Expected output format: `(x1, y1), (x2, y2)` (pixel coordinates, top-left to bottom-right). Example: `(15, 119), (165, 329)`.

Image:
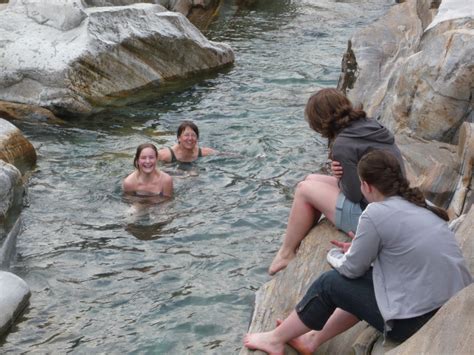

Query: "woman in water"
(244, 149), (472, 354)
(123, 143), (173, 197)
(269, 88), (404, 275)
(158, 121), (216, 163)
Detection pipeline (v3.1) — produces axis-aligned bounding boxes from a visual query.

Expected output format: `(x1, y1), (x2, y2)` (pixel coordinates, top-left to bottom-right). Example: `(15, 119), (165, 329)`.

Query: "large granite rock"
(339, 0), (473, 143)
(240, 220), (373, 355)
(0, 160), (21, 221)
(0, 118), (36, 171)
(387, 285), (474, 355)
(0, 0), (234, 116)
(0, 270), (31, 337)
(85, 0), (224, 30)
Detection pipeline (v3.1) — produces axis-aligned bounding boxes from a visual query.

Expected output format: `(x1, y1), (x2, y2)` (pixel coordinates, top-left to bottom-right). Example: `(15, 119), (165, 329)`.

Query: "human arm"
(161, 172), (173, 197)
(157, 148), (172, 163)
(327, 214), (380, 278)
(332, 143), (363, 202)
(201, 146), (217, 156)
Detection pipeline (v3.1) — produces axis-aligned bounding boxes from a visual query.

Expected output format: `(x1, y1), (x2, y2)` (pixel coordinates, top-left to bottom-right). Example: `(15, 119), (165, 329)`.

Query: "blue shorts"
(334, 193), (362, 234)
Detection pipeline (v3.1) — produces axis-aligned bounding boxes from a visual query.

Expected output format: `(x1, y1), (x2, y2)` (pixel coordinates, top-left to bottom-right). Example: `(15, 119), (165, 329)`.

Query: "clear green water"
(3, 1), (391, 353)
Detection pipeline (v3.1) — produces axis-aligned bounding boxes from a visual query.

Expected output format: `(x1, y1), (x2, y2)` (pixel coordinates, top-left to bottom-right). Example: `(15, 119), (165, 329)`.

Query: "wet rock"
(0, 271), (30, 337)
(0, 100), (64, 125)
(0, 1), (234, 116)
(341, 0), (473, 142)
(0, 118), (36, 171)
(0, 160), (21, 221)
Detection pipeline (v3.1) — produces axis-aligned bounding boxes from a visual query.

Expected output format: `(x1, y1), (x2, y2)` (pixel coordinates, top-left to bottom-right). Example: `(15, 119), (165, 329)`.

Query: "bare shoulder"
(122, 172), (137, 192)
(161, 171), (173, 196)
(158, 147), (172, 162)
(201, 147), (217, 156)
(161, 170), (173, 182)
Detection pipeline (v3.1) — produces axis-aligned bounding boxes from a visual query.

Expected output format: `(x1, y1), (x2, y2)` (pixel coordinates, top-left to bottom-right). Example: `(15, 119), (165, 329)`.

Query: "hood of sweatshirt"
(338, 119), (394, 144)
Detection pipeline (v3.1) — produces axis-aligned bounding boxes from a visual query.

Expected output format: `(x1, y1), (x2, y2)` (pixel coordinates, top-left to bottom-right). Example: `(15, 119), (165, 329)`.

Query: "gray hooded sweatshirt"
(328, 196), (472, 330)
(331, 119), (404, 205)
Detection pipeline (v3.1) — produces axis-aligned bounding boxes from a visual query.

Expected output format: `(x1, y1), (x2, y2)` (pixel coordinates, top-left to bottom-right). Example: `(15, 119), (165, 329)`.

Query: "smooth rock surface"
(240, 220), (374, 355)
(387, 283), (474, 355)
(0, 100), (64, 124)
(0, 160), (21, 220)
(341, 0), (473, 142)
(0, 118), (37, 170)
(0, 271), (31, 337)
(0, 1), (234, 115)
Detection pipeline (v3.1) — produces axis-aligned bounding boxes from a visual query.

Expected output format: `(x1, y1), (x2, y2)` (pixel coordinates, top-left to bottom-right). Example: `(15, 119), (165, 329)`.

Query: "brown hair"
(358, 150), (449, 221)
(177, 121), (199, 139)
(305, 88), (366, 140)
(133, 143), (158, 169)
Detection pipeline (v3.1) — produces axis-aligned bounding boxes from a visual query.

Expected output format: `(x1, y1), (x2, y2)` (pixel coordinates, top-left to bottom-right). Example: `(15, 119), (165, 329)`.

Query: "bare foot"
(276, 319), (315, 355)
(268, 249), (296, 275)
(243, 332), (285, 355)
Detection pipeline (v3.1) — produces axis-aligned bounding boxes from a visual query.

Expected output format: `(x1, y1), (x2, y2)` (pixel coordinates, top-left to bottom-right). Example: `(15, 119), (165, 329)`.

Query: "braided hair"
(304, 88), (367, 141)
(357, 150), (449, 221)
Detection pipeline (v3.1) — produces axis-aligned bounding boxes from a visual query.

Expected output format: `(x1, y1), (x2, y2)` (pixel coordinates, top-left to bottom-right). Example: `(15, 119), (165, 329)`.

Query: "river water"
(3, 1), (392, 353)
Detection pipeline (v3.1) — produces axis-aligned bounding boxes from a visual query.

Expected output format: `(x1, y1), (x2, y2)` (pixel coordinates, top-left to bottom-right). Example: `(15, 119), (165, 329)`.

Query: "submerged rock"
(0, 0), (234, 116)
(0, 100), (64, 125)
(0, 270), (31, 338)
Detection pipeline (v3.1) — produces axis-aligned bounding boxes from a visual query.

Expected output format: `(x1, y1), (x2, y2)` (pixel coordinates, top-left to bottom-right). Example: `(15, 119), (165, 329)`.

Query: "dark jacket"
(331, 118), (404, 204)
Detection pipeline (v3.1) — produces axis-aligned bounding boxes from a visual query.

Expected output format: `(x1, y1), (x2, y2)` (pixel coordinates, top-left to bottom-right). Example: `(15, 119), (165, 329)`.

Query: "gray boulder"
(0, 160), (21, 221)
(0, 0), (234, 115)
(340, 0), (473, 142)
(0, 271), (31, 337)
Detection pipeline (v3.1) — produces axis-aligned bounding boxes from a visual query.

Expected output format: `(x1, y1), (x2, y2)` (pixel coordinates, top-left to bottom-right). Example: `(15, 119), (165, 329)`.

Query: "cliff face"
(242, 0), (473, 353)
(339, 0), (473, 143)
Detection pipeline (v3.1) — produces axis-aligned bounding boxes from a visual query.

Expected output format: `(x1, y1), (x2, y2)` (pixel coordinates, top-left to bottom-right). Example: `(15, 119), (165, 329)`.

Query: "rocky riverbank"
(241, 0), (473, 353)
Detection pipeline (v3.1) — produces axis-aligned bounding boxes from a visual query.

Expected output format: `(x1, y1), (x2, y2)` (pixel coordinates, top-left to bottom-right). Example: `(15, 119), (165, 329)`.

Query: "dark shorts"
(295, 269), (438, 342)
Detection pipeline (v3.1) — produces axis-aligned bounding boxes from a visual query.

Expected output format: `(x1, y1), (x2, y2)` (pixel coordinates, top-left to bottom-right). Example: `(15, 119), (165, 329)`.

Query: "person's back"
(332, 119), (404, 204)
(360, 196), (472, 320)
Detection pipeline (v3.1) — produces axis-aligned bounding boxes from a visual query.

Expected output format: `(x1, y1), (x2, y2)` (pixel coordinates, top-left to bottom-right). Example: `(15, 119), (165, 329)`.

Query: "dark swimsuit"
(168, 147), (202, 163)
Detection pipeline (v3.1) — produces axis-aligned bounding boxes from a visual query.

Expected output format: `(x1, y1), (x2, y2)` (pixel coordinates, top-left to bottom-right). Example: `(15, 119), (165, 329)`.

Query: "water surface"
(3, 1), (392, 353)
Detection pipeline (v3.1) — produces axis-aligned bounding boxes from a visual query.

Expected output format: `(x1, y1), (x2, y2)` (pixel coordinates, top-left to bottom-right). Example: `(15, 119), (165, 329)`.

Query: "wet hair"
(358, 150), (449, 221)
(133, 143), (158, 169)
(305, 88), (367, 141)
(177, 121), (199, 139)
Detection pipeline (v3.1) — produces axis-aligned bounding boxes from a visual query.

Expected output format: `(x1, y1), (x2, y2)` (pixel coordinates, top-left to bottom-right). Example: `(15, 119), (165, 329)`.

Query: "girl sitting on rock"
(123, 143), (173, 198)
(269, 88), (404, 275)
(245, 149), (472, 355)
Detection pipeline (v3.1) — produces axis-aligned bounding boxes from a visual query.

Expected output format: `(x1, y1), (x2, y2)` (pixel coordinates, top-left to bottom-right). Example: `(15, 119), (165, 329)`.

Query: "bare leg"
(304, 174), (339, 186)
(269, 177), (340, 275)
(244, 311), (311, 355)
(278, 308), (360, 354)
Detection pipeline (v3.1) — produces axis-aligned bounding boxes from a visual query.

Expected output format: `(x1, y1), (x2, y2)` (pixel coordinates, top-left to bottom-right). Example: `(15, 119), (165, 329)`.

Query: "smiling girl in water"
(123, 143), (173, 197)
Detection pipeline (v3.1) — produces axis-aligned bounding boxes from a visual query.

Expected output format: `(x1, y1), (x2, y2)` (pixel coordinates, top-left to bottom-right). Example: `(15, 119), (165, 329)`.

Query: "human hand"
(330, 231), (354, 253)
(330, 239), (352, 253)
(331, 160), (343, 179)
